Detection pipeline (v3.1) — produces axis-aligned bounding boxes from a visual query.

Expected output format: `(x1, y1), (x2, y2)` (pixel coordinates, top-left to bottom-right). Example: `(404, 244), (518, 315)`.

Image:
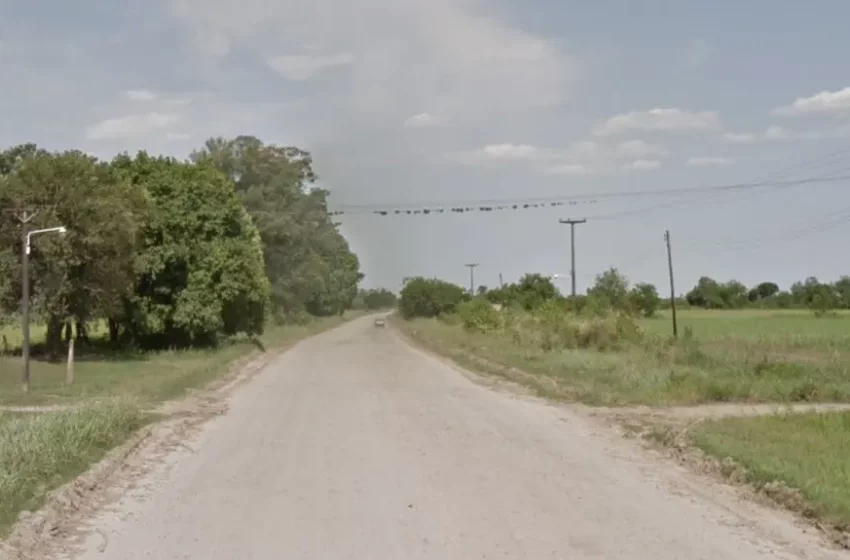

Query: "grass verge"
(397, 315), (850, 406)
(0, 314), (358, 406)
(0, 401), (148, 536)
(691, 412), (850, 531)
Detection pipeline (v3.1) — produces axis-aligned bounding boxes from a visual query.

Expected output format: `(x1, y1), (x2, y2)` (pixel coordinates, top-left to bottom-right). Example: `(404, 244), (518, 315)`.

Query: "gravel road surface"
(61, 316), (847, 559)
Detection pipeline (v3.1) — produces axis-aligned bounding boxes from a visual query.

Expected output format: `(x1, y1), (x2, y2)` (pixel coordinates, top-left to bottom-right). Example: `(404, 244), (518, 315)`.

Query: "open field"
(0, 315), (358, 406)
(643, 308), (850, 352)
(691, 411), (850, 530)
(397, 308), (850, 406)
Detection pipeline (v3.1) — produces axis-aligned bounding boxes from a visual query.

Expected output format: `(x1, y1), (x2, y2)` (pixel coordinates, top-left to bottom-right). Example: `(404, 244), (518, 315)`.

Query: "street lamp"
(25, 226), (66, 255)
(21, 225), (67, 392)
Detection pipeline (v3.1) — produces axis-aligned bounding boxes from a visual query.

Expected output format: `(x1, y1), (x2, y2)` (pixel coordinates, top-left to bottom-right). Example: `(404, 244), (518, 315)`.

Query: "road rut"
(53, 317), (847, 559)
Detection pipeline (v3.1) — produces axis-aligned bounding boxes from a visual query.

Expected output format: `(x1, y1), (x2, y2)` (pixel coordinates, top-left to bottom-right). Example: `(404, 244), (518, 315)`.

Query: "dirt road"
(54, 317), (845, 559)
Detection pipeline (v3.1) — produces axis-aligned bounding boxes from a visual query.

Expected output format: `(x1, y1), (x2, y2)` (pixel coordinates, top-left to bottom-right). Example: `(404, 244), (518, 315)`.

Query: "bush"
(399, 277), (466, 319)
(502, 302), (642, 352)
(458, 298), (504, 333)
(630, 283), (661, 318)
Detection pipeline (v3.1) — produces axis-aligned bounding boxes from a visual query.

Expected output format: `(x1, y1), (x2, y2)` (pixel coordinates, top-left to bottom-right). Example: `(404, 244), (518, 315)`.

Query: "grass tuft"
(0, 401), (147, 535)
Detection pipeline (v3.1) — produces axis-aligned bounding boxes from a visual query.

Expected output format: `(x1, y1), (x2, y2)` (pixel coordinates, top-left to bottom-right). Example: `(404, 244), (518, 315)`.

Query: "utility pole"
(464, 263), (479, 296)
(664, 230), (678, 339)
(498, 272), (504, 289)
(16, 210), (36, 393)
(558, 219), (587, 297)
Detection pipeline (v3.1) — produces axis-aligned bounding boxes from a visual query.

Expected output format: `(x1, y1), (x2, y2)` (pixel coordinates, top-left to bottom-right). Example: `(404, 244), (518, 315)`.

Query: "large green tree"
(0, 147), (146, 357)
(111, 152), (268, 347)
(191, 136), (362, 320)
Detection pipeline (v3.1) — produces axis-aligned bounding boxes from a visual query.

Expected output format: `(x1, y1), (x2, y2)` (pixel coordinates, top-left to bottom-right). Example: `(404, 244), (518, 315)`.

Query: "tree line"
(0, 136), (363, 357)
(398, 268), (850, 321)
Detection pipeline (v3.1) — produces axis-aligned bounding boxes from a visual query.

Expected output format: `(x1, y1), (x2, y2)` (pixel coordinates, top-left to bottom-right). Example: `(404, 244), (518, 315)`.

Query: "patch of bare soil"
(588, 402), (850, 427)
(0, 346), (283, 560)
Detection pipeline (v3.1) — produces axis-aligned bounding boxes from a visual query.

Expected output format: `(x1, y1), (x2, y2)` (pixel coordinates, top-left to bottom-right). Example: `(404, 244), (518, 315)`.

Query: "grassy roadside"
(0, 402), (148, 536)
(0, 314), (359, 406)
(690, 412), (850, 531)
(396, 315), (850, 406)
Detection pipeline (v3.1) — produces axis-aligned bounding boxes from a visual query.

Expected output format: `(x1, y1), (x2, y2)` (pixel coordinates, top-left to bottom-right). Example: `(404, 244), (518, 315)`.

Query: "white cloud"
(124, 89), (158, 101)
(773, 86), (850, 117)
(449, 143), (544, 165)
(483, 143), (539, 159)
(85, 112), (181, 140)
(763, 125), (790, 140)
(723, 126), (792, 143)
(625, 159), (662, 171)
(266, 52), (355, 81)
(404, 112), (445, 128)
(170, 0), (574, 119)
(686, 156), (733, 166)
(616, 139), (669, 158)
(723, 132), (757, 143)
(685, 38), (710, 68)
(593, 108), (720, 136)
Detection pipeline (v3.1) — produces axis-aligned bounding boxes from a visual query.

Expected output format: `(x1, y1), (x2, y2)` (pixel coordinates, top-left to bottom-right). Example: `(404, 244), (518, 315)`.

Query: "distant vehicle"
(374, 318), (386, 327)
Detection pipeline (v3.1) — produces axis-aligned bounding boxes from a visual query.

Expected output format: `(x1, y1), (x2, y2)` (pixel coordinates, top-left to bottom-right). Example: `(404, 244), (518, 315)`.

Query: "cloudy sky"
(2, 1), (849, 293)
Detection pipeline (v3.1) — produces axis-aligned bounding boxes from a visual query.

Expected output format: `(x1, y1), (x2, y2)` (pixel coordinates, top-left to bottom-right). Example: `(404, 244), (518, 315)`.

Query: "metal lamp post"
(21, 226), (67, 392)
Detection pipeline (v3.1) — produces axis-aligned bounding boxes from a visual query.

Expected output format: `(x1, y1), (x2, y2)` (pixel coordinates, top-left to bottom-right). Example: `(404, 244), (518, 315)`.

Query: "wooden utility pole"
(16, 210), (36, 392)
(558, 219), (587, 297)
(664, 230), (678, 338)
(464, 263), (479, 296)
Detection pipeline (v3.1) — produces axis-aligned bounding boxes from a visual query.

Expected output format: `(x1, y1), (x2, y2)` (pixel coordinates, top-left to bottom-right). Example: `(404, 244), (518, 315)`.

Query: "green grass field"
(642, 308), (850, 352)
(0, 315), (357, 406)
(693, 412), (850, 529)
(399, 309), (850, 406)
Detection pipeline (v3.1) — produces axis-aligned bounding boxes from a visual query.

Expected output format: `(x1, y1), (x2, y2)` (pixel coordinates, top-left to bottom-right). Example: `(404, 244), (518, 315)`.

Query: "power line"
(328, 173), (850, 216)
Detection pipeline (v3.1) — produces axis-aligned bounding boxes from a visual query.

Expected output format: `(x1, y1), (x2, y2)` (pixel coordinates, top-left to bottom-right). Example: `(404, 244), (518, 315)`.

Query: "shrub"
(630, 283), (661, 318)
(503, 302), (642, 352)
(458, 298), (504, 333)
(399, 277), (466, 319)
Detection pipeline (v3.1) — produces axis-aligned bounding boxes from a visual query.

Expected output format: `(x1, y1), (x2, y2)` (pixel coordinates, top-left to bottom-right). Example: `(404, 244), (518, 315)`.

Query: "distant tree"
(718, 280), (748, 308)
(686, 277), (725, 309)
(398, 277), (466, 319)
(361, 288), (398, 310)
(476, 285), (488, 295)
(748, 281), (780, 303)
(629, 283), (661, 318)
(589, 268), (630, 310)
(514, 273), (559, 310)
(833, 276), (850, 309)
